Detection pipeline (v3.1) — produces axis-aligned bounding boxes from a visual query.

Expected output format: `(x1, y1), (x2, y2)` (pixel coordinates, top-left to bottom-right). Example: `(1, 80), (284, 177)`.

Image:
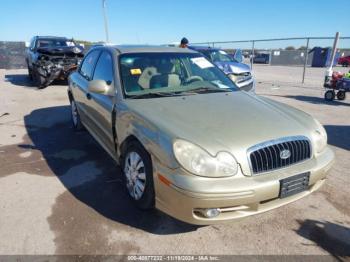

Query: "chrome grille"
(248, 136), (312, 175)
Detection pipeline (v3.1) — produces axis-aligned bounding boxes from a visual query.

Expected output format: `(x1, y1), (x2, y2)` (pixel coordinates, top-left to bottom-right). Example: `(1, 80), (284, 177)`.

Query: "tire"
(324, 90), (335, 101)
(32, 66), (48, 89)
(70, 99), (84, 131)
(342, 62), (349, 67)
(122, 141), (155, 210)
(337, 90), (346, 100)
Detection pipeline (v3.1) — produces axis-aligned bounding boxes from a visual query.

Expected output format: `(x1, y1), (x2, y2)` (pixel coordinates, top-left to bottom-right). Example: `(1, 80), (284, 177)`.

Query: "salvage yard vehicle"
(253, 53), (270, 64)
(338, 55), (350, 67)
(26, 36), (84, 88)
(68, 45), (334, 225)
(189, 46), (255, 92)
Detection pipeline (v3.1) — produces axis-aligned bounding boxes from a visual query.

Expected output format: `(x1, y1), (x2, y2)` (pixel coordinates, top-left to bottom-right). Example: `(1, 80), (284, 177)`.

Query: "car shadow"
(324, 125), (350, 151)
(295, 219), (350, 259)
(5, 74), (34, 88)
(5, 74), (67, 89)
(22, 105), (199, 235)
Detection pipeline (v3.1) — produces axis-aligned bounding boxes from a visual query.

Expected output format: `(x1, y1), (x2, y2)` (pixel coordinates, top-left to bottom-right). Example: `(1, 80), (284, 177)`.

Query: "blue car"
(189, 46), (255, 92)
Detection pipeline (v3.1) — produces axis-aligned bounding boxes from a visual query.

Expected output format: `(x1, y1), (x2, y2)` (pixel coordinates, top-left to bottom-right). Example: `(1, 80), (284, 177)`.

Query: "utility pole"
(329, 32), (340, 71)
(324, 32), (340, 84)
(102, 0), (110, 43)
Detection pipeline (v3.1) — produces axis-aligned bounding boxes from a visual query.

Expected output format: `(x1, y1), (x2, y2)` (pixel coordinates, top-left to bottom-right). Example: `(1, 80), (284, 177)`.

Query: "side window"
(93, 51), (114, 85)
(80, 50), (101, 80)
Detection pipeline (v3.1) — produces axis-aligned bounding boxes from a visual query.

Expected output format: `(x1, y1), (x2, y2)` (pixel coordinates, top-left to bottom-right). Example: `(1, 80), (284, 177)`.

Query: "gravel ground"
(0, 68), (349, 258)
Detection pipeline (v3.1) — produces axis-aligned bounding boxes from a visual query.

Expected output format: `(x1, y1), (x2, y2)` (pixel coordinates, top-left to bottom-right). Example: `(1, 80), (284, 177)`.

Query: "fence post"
(302, 38), (310, 84)
(251, 40), (255, 70)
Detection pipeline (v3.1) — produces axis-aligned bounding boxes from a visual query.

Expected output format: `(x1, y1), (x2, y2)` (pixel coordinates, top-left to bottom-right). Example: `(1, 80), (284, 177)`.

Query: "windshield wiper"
(184, 86), (233, 94)
(127, 92), (182, 99)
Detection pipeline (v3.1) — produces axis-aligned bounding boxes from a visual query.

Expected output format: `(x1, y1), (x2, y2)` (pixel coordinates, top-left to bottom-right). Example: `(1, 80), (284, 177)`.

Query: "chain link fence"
(1, 36), (350, 88)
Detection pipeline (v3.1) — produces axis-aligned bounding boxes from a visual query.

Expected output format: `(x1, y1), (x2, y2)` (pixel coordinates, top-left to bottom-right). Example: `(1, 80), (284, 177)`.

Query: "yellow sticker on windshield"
(130, 68), (142, 75)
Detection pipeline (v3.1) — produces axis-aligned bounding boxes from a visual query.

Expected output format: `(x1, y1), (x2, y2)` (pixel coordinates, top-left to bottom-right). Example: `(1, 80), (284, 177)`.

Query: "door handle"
(86, 93), (92, 100)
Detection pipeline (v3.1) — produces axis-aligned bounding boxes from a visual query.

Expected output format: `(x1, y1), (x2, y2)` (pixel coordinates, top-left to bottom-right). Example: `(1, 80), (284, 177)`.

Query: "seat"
(138, 66), (158, 89)
(120, 65), (142, 92)
(150, 61), (180, 89)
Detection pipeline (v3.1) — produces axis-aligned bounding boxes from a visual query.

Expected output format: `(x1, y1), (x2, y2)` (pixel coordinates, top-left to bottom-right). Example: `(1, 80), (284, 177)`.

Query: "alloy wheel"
(124, 151), (146, 200)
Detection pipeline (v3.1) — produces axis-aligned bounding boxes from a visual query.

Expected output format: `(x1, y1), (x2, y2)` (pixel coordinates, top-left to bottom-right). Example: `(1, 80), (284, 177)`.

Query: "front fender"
(116, 104), (179, 169)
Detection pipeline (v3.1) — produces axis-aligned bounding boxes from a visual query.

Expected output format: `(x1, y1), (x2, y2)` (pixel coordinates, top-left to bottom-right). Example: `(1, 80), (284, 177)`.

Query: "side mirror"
(88, 80), (111, 94)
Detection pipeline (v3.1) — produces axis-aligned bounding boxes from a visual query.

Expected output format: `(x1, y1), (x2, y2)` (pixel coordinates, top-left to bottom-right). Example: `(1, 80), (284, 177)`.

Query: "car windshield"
(202, 50), (238, 63)
(36, 39), (76, 48)
(120, 52), (238, 98)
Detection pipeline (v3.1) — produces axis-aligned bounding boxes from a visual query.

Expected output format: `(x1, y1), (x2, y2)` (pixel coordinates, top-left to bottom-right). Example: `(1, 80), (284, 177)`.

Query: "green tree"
(285, 46), (296, 50)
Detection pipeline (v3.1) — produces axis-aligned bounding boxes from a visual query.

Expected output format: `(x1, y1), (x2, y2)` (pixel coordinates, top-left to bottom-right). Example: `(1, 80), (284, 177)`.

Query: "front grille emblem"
(280, 149), (291, 160)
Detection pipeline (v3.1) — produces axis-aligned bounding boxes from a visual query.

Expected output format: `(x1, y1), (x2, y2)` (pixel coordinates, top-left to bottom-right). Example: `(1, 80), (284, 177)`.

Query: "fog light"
(202, 208), (221, 218)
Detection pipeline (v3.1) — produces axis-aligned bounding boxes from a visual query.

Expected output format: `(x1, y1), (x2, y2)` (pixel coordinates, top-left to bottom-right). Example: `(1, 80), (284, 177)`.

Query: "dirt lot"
(0, 67), (349, 257)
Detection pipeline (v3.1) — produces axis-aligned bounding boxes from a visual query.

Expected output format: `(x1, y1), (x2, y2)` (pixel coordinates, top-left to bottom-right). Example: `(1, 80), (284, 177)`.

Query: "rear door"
(70, 49), (101, 126)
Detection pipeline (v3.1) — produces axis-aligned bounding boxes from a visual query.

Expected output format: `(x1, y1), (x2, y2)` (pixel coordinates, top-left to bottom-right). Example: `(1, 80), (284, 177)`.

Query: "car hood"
(215, 61), (251, 74)
(126, 92), (316, 175)
(37, 46), (84, 57)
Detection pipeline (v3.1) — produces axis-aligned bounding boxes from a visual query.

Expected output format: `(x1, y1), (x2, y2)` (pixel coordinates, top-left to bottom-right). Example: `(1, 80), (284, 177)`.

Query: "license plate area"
(279, 172), (310, 199)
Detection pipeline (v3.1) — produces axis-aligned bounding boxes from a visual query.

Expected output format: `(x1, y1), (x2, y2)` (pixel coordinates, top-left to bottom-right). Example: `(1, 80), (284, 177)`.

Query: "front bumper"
(153, 147), (334, 225)
(233, 77), (255, 92)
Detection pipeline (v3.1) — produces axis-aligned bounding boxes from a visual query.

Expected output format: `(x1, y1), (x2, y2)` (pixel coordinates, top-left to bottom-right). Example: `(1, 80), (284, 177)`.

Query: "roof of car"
(189, 46), (220, 51)
(36, 36), (71, 40)
(107, 45), (198, 54)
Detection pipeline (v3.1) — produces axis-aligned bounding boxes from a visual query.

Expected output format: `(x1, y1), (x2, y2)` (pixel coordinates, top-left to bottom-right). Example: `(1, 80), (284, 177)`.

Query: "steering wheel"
(184, 76), (203, 85)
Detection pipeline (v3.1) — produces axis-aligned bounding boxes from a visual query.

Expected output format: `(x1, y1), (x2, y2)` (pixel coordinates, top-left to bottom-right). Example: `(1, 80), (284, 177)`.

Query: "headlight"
(73, 47), (82, 54)
(228, 74), (238, 82)
(312, 119), (327, 154)
(173, 139), (238, 177)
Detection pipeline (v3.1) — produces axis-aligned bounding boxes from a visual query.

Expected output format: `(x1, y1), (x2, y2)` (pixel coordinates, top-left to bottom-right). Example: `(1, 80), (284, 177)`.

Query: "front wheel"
(32, 67), (48, 89)
(324, 90), (335, 101)
(122, 142), (155, 210)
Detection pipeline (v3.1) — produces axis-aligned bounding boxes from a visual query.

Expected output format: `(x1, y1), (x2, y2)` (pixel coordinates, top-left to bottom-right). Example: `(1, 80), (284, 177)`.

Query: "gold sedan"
(68, 46), (334, 225)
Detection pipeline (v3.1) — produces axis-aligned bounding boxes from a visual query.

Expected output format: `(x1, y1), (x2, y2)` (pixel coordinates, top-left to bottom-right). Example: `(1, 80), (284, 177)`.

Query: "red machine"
(338, 55), (350, 67)
(324, 71), (350, 101)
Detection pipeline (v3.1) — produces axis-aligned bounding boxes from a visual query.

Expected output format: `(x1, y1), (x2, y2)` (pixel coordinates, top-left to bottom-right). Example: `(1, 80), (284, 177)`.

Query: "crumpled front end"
(34, 54), (83, 86)
(215, 61), (255, 92)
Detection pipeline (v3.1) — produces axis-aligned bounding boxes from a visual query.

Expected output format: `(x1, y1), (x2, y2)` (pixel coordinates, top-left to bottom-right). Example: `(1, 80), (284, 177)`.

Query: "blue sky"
(1, 0), (349, 48)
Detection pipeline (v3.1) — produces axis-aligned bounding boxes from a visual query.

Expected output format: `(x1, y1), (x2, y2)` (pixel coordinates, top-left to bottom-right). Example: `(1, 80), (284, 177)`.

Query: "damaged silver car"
(25, 36), (84, 88)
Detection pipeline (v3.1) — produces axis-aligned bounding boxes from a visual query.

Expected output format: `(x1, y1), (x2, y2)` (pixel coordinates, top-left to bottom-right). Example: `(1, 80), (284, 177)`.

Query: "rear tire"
(337, 90), (346, 100)
(70, 99), (84, 131)
(121, 141), (155, 210)
(324, 90), (335, 101)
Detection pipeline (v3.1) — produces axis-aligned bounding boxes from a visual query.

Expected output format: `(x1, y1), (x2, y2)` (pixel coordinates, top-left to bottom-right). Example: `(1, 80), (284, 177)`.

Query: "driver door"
(84, 51), (116, 155)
